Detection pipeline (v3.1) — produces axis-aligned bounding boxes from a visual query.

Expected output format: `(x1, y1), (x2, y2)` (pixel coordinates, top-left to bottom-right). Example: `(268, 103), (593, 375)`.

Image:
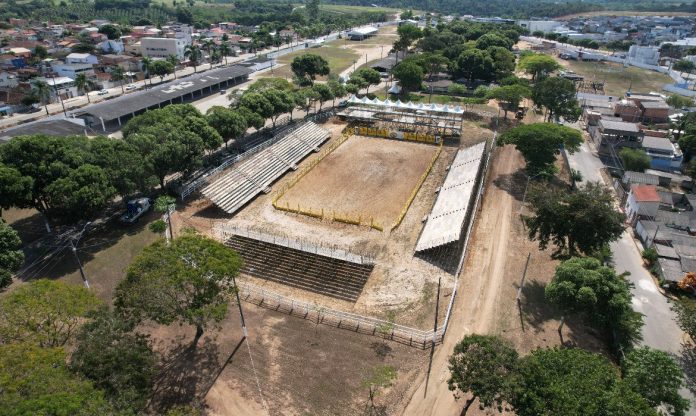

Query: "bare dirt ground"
(277, 135), (439, 227)
(400, 146), (607, 416)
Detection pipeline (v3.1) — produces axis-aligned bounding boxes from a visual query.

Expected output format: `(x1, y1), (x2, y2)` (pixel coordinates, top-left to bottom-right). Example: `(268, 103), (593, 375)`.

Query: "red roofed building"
(626, 184), (661, 223)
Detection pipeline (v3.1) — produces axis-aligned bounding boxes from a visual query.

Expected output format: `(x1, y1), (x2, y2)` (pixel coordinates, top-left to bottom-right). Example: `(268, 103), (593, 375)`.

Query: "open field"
(273, 45), (359, 80)
(558, 10), (696, 19)
(558, 59), (673, 96)
(319, 3), (403, 14)
(277, 135), (439, 227)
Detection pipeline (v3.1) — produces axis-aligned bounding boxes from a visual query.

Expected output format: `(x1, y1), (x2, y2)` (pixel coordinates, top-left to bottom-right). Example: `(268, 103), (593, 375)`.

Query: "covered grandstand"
(74, 65), (252, 131)
(337, 95), (465, 138)
(202, 121), (330, 214)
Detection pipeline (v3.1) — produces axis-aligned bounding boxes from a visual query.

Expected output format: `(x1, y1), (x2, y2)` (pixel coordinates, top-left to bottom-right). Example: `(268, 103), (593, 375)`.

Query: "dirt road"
(402, 145), (521, 416)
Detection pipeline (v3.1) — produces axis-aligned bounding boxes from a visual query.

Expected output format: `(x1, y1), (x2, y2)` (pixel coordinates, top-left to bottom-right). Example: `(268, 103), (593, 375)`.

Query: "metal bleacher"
(203, 121), (330, 214)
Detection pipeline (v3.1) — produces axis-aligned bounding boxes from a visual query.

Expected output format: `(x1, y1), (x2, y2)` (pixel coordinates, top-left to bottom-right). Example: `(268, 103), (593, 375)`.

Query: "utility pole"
(70, 222), (91, 289)
(232, 274), (247, 337)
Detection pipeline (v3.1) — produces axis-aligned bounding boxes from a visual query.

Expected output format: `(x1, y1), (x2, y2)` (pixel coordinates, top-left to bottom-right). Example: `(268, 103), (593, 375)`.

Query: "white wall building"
(625, 184), (661, 223)
(52, 61), (95, 79)
(65, 53), (99, 65)
(516, 20), (562, 33)
(141, 37), (187, 59)
(627, 45), (660, 66)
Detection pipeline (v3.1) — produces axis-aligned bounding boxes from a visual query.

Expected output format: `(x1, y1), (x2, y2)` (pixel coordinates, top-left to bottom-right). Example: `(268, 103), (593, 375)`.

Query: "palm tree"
(141, 56), (153, 86)
(74, 73), (94, 103)
(202, 39), (216, 68)
(32, 80), (52, 116)
(166, 54), (180, 79)
(111, 66), (126, 94)
(184, 44), (202, 73)
(218, 41), (231, 66)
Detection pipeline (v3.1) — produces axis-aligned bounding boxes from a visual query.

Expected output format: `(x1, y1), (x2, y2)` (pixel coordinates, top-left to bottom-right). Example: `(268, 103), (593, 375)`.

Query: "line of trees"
(448, 333), (687, 415)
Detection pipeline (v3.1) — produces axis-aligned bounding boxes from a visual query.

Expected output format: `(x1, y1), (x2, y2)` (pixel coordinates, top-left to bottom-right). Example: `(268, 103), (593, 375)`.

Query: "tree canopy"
(290, 53), (330, 85)
(518, 53), (561, 80)
(524, 182), (625, 256)
(532, 76), (582, 122)
(0, 279), (102, 347)
(510, 347), (657, 416)
(622, 347), (689, 416)
(498, 122), (582, 174)
(487, 84), (530, 117)
(392, 60), (424, 93)
(0, 343), (113, 416)
(448, 334), (518, 415)
(0, 220), (23, 288)
(619, 147), (651, 172)
(206, 106), (248, 148)
(115, 234), (243, 347)
(70, 307), (158, 414)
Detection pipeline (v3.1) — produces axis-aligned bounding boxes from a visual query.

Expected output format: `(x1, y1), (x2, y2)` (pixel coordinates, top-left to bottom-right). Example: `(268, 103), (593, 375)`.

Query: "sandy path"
(401, 145), (521, 416)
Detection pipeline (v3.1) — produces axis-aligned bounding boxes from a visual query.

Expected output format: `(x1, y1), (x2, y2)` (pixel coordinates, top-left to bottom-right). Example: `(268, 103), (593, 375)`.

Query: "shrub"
(149, 219), (166, 233)
(642, 248), (658, 266)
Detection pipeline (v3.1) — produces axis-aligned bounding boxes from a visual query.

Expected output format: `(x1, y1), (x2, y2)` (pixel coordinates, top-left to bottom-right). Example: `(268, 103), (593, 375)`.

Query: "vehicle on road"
(119, 197), (153, 224)
(125, 84), (137, 91)
(337, 100), (348, 108)
(97, 89), (109, 95)
(220, 89), (227, 95)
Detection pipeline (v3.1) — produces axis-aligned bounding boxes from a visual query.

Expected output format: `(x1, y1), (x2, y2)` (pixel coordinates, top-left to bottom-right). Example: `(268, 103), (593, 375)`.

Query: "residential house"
(141, 37), (187, 59)
(625, 184), (661, 223)
(639, 100), (670, 123)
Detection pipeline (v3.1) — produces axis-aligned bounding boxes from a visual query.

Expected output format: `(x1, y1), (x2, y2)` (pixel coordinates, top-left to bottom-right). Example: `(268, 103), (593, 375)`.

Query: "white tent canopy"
(346, 95), (464, 115)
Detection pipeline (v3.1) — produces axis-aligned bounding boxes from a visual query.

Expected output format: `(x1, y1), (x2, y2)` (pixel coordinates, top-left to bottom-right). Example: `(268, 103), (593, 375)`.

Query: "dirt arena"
(277, 135), (439, 227)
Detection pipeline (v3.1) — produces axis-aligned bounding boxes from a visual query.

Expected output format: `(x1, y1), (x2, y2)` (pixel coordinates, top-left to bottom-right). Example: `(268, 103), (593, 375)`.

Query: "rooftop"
(642, 135), (674, 152)
(640, 100), (670, 109)
(631, 184), (661, 202)
(0, 117), (86, 143)
(599, 119), (641, 133)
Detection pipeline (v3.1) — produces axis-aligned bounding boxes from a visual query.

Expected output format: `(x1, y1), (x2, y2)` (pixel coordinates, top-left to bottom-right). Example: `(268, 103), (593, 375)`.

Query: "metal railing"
(237, 281), (445, 349)
(217, 224), (376, 265)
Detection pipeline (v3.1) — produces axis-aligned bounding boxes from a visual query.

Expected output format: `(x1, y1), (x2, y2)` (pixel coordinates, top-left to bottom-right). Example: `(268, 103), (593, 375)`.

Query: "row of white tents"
(346, 95), (466, 115)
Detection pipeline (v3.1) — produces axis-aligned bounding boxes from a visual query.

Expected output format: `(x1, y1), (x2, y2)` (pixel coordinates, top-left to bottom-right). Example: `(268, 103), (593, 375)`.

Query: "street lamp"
(70, 221), (92, 289)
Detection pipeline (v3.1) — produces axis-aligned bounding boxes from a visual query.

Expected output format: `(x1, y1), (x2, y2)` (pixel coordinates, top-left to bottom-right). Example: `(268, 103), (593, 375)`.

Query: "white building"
(141, 37), (187, 59)
(52, 59), (95, 80)
(517, 20), (562, 33)
(35, 76), (78, 99)
(625, 184), (661, 223)
(65, 53), (99, 65)
(347, 26), (378, 41)
(100, 39), (124, 54)
(627, 45), (660, 66)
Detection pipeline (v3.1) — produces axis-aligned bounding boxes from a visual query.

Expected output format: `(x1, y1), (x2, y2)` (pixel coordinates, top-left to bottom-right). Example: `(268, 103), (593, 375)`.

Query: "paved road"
(567, 136), (696, 414)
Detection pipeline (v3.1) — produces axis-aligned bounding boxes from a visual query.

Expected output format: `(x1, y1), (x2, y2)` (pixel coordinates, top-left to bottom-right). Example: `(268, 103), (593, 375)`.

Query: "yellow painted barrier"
(390, 141), (444, 231)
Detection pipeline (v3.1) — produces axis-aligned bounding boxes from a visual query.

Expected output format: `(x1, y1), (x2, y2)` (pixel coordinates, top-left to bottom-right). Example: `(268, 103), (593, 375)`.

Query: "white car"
(125, 84), (137, 91)
(119, 197), (153, 224)
(97, 89), (109, 95)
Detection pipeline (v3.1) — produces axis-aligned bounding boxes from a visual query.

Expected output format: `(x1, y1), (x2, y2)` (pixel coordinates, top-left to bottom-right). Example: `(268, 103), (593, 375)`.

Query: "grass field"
(559, 59), (673, 96)
(273, 45), (359, 80)
(318, 4), (403, 14)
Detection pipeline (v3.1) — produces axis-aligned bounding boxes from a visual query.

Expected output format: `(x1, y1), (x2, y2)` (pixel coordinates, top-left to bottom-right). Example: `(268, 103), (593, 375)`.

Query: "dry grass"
(559, 59), (673, 97)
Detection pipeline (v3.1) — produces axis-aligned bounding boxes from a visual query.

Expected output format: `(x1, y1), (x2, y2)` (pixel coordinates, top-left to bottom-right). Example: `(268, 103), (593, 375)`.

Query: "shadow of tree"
(370, 341), (392, 360)
(492, 169), (528, 202)
(676, 342), (696, 395)
(148, 337), (223, 413)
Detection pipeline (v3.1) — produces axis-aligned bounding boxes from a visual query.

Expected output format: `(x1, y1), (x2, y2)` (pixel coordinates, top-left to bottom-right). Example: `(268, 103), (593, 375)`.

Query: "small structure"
(625, 184), (661, 223)
(346, 26), (378, 41)
(589, 118), (643, 151)
(638, 100), (670, 123)
(641, 135), (683, 171)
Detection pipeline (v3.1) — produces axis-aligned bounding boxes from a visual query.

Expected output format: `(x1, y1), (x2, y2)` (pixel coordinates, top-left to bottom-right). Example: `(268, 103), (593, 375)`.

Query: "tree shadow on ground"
(676, 341), (696, 395)
(518, 279), (607, 353)
(192, 204), (229, 220)
(148, 335), (230, 414)
(370, 341), (393, 360)
(492, 169), (528, 202)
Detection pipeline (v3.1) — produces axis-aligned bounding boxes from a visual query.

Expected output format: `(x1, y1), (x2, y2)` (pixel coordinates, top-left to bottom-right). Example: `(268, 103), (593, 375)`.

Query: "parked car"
(97, 89), (109, 95)
(337, 100), (348, 108)
(119, 197), (153, 224)
(125, 84), (137, 91)
(220, 89), (227, 95)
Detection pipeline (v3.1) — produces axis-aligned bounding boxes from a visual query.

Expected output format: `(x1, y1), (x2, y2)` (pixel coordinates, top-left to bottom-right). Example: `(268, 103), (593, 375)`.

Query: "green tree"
(546, 257), (642, 349)
(532, 76), (581, 122)
(475, 33), (512, 50)
(115, 234), (243, 347)
(246, 77), (294, 93)
(622, 346), (689, 416)
(487, 85), (530, 118)
(0, 279), (101, 347)
(206, 106), (248, 148)
(150, 60), (174, 83)
(673, 59), (695, 80)
(327, 79), (346, 106)
(510, 347), (656, 416)
(666, 94), (694, 109)
(0, 221), (23, 288)
(98, 24), (122, 40)
(31, 79), (52, 115)
(89, 136), (152, 198)
(497, 122), (582, 174)
(74, 73), (95, 103)
(448, 334), (518, 415)
(33, 44), (48, 59)
(619, 147), (651, 172)
(678, 133), (696, 161)
(184, 44), (202, 73)
(218, 41), (232, 66)
(0, 163), (32, 218)
(393, 24), (423, 60)
(44, 164), (116, 220)
(0, 343), (113, 415)
(237, 106), (265, 130)
(392, 60), (423, 94)
(70, 307), (158, 414)
(673, 298), (696, 340)
(487, 46), (516, 80)
(111, 65), (126, 94)
(352, 67), (381, 94)
(291, 53), (330, 85)
(261, 89), (296, 126)
(456, 49), (495, 82)
(524, 182), (625, 256)
(306, 0), (319, 21)
(518, 53), (561, 81)
(166, 54), (180, 79)
(311, 83), (333, 112)
(141, 56), (153, 85)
